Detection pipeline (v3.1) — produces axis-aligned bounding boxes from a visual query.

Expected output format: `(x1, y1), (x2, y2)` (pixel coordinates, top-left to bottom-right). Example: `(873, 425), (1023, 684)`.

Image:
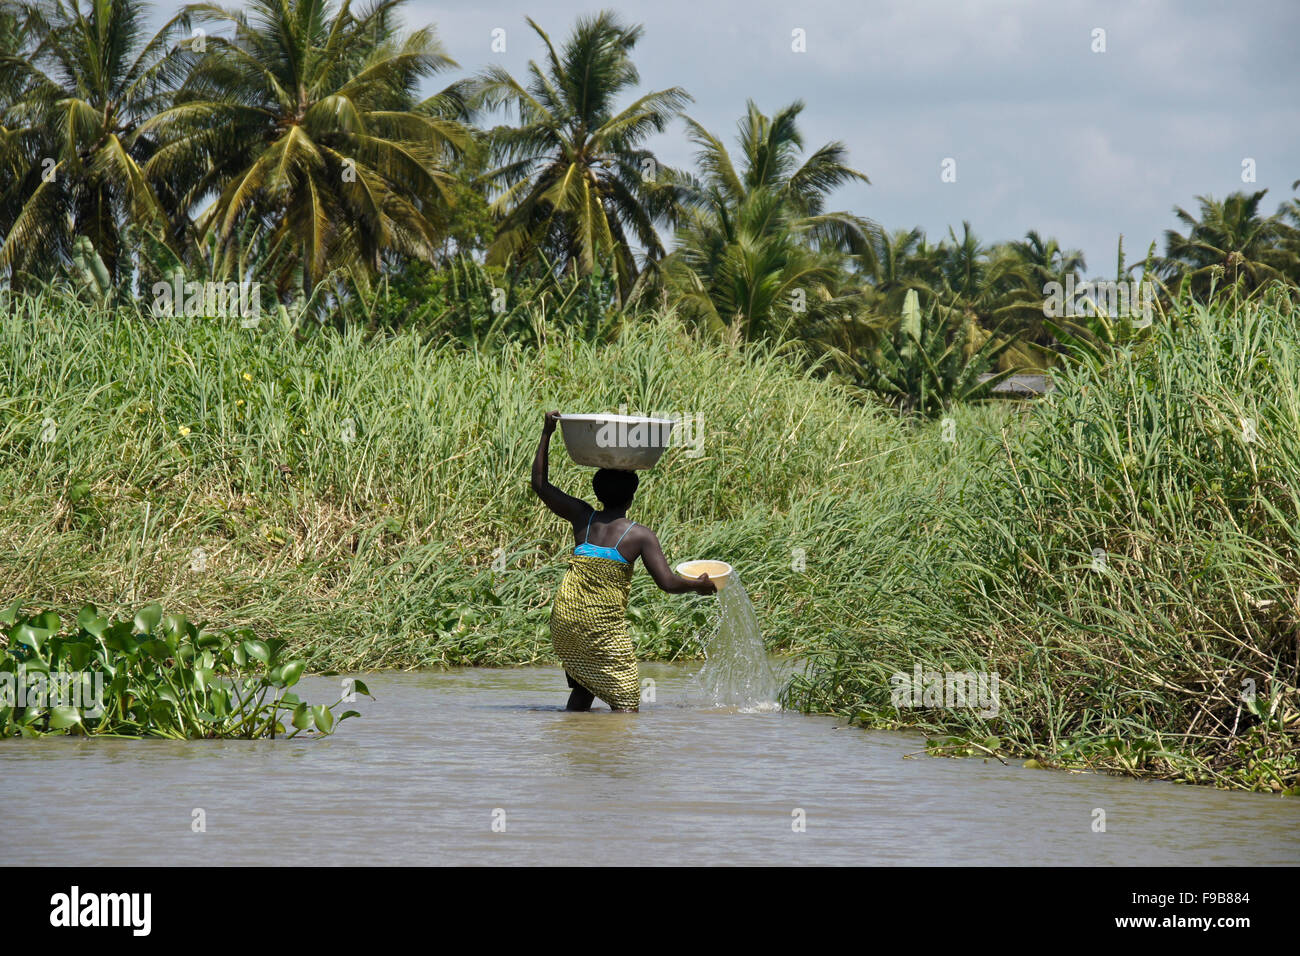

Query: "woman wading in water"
(532, 411), (715, 712)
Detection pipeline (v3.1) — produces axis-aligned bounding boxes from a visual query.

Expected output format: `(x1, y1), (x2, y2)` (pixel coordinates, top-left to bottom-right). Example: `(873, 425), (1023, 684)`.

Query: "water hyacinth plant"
(0, 601), (368, 738)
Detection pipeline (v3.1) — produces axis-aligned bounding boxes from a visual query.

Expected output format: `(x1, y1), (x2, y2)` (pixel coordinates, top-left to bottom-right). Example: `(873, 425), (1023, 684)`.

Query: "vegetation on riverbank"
(2, 285), (1296, 787)
(1, 288), (930, 669)
(789, 282), (1300, 792)
(1, 600), (365, 737)
(5, 0), (1300, 402)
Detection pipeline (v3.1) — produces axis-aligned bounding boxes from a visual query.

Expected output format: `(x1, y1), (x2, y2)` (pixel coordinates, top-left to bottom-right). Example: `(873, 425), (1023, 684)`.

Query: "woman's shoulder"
(625, 521), (658, 544)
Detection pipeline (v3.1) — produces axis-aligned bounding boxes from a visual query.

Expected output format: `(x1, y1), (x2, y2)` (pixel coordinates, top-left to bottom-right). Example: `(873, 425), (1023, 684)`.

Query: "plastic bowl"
(558, 413), (676, 470)
(675, 559), (733, 591)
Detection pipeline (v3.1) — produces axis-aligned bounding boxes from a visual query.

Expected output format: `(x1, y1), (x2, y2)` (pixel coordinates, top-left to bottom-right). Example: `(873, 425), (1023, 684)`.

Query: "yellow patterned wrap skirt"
(549, 556), (640, 710)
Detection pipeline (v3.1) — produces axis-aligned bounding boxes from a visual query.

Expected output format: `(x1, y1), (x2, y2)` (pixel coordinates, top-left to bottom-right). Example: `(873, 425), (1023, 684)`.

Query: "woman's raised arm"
(531, 411), (590, 523)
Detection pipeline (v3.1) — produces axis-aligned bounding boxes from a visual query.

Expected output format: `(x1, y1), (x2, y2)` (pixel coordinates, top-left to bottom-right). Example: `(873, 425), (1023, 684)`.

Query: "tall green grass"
(2, 287), (1295, 789)
(0, 291), (969, 672)
(789, 285), (1300, 791)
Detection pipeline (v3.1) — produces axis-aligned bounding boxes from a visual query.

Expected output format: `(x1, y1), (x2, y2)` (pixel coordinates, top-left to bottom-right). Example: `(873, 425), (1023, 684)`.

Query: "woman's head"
(592, 468), (638, 509)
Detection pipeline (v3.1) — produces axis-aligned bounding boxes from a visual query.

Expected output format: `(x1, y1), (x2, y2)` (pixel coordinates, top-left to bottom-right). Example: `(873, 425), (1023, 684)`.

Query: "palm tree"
(671, 189), (862, 340)
(859, 227), (931, 312)
(142, 0), (470, 297)
(664, 100), (877, 340)
(0, 2), (23, 71)
(856, 222), (1035, 373)
(1009, 230), (1086, 293)
(867, 288), (1020, 417)
(927, 222), (1020, 311)
(1159, 190), (1298, 296)
(0, 0), (193, 285)
(474, 12), (690, 301)
(1272, 182), (1300, 288)
(993, 229), (1088, 351)
(0, 0), (32, 270)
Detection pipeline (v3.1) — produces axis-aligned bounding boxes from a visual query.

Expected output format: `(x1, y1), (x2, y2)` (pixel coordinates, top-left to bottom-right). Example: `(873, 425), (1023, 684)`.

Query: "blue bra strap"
(582, 514), (635, 550)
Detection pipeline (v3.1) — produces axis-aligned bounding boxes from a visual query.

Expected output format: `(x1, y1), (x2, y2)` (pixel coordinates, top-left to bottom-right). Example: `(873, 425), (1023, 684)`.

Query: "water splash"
(691, 574), (781, 711)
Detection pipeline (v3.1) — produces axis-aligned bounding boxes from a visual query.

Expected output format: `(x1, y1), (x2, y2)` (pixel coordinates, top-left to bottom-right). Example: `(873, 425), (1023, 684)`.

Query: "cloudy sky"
(165, 0), (1300, 272)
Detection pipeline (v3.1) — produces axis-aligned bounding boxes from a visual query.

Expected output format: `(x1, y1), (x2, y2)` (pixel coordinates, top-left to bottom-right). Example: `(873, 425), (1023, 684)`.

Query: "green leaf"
(134, 604), (163, 636)
(13, 624), (45, 652)
(65, 643), (92, 670)
(48, 705), (83, 729)
(279, 660), (305, 687)
(241, 639), (269, 664)
(162, 613), (189, 646)
(196, 631), (223, 649)
(76, 604), (99, 631)
(210, 689), (231, 718)
(311, 705), (335, 733)
(103, 623), (137, 653)
(291, 702), (314, 731)
(149, 699), (174, 723)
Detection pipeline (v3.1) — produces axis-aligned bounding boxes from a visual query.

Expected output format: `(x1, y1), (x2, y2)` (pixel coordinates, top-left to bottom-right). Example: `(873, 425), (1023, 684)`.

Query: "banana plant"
(865, 289), (1021, 416)
(69, 236), (115, 306)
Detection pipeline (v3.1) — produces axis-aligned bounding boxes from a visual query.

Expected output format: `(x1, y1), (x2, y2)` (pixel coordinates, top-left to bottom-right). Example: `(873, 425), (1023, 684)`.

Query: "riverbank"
(1, 288), (1296, 790)
(791, 287), (1300, 792)
(2, 290), (952, 667)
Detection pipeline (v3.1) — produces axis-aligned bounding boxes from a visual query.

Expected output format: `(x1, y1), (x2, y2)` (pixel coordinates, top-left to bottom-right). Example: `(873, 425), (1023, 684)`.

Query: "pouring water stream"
(691, 572), (781, 712)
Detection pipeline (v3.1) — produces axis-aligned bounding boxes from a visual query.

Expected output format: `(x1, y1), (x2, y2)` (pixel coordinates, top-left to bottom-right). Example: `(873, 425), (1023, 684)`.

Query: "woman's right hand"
(694, 573), (717, 595)
(543, 410), (561, 435)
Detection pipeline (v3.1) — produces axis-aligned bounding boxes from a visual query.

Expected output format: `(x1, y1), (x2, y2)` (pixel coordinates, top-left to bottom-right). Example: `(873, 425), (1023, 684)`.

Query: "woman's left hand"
(543, 410), (561, 434)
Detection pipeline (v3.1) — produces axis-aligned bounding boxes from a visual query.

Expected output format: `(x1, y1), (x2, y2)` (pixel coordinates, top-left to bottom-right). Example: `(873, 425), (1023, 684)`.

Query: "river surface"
(2, 664), (1297, 865)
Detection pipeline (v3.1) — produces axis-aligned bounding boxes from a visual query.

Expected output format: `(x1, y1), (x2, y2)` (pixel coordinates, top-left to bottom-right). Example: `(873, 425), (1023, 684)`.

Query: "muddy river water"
(3, 663), (1296, 865)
